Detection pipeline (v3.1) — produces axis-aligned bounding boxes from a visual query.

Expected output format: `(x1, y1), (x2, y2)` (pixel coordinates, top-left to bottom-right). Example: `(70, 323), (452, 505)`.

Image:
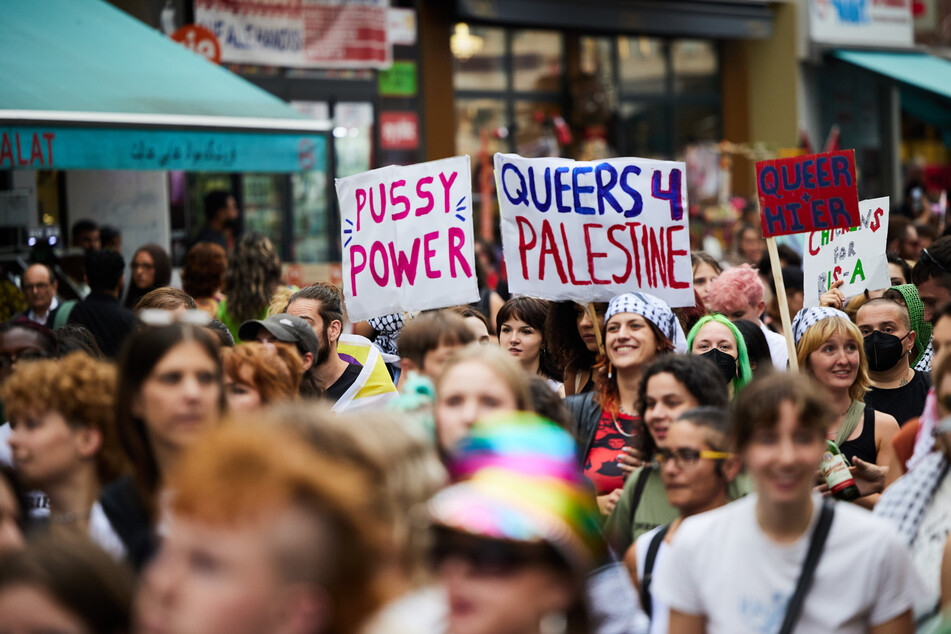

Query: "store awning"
(0, 0), (329, 172)
(833, 50), (951, 102)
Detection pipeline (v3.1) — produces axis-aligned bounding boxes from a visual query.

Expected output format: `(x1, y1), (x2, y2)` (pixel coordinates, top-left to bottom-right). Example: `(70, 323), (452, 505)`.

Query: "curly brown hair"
(223, 233), (282, 324)
(0, 351), (125, 484)
(182, 241), (227, 300)
(221, 342), (302, 405)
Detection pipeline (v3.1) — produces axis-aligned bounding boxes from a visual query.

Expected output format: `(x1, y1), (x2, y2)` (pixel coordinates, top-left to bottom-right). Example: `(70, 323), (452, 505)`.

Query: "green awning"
(833, 50), (951, 102)
(0, 0), (328, 171)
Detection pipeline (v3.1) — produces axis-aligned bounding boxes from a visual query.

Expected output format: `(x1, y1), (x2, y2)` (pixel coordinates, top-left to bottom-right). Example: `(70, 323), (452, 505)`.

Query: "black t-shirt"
(865, 369), (931, 427)
(325, 362), (362, 404)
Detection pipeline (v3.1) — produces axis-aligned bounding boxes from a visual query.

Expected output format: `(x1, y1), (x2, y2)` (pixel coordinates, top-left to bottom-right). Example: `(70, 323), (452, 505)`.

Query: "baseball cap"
(238, 313), (320, 357)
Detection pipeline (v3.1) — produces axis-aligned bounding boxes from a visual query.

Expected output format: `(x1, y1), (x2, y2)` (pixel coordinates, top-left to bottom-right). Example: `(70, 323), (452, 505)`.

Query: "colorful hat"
(791, 306), (850, 345)
(428, 412), (604, 575)
(605, 292), (683, 348)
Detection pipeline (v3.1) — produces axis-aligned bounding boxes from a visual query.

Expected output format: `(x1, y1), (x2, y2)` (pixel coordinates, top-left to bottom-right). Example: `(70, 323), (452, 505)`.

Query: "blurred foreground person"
(101, 323), (224, 570)
(0, 534), (133, 634)
(136, 423), (386, 634)
(0, 466), (25, 553)
(656, 373), (919, 634)
(429, 413), (605, 634)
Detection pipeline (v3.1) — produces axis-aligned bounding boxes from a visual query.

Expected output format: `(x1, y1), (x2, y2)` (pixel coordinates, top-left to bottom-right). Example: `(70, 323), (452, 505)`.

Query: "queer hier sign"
(756, 150), (860, 238)
(495, 153), (694, 307)
(335, 156), (478, 321)
(803, 197), (890, 307)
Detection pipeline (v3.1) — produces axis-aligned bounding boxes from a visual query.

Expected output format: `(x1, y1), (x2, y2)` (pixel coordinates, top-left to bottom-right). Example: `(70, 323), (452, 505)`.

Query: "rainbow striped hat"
(428, 412), (604, 575)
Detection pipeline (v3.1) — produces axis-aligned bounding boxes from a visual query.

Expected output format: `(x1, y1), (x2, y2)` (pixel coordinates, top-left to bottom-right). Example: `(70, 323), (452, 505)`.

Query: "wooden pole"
(587, 303), (605, 356)
(766, 236), (798, 372)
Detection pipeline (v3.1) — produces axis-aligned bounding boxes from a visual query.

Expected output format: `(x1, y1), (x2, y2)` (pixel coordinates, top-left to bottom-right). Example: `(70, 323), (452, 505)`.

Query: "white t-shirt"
(634, 526), (670, 634)
(654, 494), (920, 634)
(760, 321), (789, 370)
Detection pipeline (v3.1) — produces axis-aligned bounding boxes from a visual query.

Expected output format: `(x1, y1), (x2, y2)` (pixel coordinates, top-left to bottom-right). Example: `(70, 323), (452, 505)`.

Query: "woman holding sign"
(564, 293), (681, 517)
(792, 307), (899, 508)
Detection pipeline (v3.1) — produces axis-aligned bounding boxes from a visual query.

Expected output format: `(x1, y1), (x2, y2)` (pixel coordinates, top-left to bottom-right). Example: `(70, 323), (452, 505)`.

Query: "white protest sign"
(336, 156), (478, 321)
(803, 197), (890, 307)
(495, 153), (694, 307)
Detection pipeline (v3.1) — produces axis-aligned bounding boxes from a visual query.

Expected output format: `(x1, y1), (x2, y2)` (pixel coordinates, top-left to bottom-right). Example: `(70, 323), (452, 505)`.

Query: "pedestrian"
(1, 352), (126, 558)
(793, 307), (899, 507)
(218, 232), (282, 342)
(655, 373), (919, 634)
(66, 249), (135, 358)
(546, 301), (608, 396)
(563, 292), (679, 517)
(221, 342), (301, 412)
(686, 314), (753, 394)
(100, 322), (224, 570)
(732, 318), (773, 375)
(181, 241), (227, 318)
(497, 296), (563, 391)
(123, 243), (171, 310)
(690, 251), (721, 305)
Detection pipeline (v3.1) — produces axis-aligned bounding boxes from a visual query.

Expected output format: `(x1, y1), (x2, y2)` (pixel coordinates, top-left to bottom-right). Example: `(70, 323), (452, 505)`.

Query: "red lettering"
(583, 223), (610, 285)
(607, 225), (633, 284)
(870, 207), (884, 232)
(640, 224), (653, 287)
(665, 225), (689, 289)
(416, 176), (435, 216)
(560, 223), (589, 286)
(388, 238), (420, 287)
(369, 241), (389, 286)
(29, 133), (44, 167)
(515, 216), (537, 280)
(626, 222), (643, 287)
(448, 227), (472, 278)
(833, 265), (842, 282)
(648, 227), (667, 287)
(439, 171), (458, 214)
(390, 180), (410, 220)
(15, 133), (28, 166)
(43, 133), (54, 165)
(423, 231), (441, 279)
(355, 189), (367, 231)
(349, 245), (367, 296)
(808, 232), (821, 256)
(539, 220), (568, 284)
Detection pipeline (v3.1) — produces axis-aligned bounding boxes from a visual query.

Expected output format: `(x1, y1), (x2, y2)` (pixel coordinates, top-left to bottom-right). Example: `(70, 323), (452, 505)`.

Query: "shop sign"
(336, 156), (478, 321)
(810, 0), (914, 48)
(803, 197), (890, 306)
(495, 153), (694, 307)
(170, 24), (221, 64)
(379, 112), (418, 150)
(378, 60), (417, 96)
(195, 0), (391, 69)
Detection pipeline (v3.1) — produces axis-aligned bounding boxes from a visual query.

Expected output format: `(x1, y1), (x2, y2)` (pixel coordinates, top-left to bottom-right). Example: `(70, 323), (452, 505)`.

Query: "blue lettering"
(811, 199), (830, 229)
(758, 166), (779, 196)
(815, 156), (832, 188)
(554, 167), (572, 213)
(781, 164), (801, 190)
(595, 163), (622, 215)
(786, 202), (805, 232)
(831, 155), (852, 186)
(651, 169), (684, 221)
(572, 166), (595, 215)
(802, 160), (817, 189)
(763, 204), (787, 235)
(619, 165), (643, 218)
(528, 166), (552, 212)
(501, 163), (528, 206)
(828, 197), (853, 228)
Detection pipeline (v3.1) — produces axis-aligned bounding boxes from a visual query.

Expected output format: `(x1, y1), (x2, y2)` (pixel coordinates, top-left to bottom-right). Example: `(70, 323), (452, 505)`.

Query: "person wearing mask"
(123, 243), (172, 310)
(857, 298), (930, 427)
(564, 293), (681, 516)
(655, 373), (919, 634)
(16, 263), (58, 327)
(100, 322), (224, 570)
(627, 407), (742, 634)
(66, 249), (135, 358)
(686, 314), (754, 395)
(704, 263), (788, 370)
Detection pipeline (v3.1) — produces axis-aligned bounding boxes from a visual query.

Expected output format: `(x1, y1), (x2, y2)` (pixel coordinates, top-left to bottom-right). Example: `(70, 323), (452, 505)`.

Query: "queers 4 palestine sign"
(336, 156), (478, 321)
(495, 153), (694, 307)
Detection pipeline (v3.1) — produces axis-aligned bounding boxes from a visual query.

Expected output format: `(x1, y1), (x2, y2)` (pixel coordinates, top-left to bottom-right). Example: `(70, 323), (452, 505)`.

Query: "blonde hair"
(435, 343), (533, 412)
(796, 315), (870, 402)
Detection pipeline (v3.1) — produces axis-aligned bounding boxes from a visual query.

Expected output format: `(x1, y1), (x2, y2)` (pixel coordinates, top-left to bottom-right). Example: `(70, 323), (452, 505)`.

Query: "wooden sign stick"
(587, 303), (605, 356)
(766, 237), (798, 371)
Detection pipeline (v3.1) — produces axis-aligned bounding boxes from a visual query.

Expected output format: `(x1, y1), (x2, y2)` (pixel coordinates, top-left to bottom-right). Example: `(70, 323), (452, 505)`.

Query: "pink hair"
(705, 264), (763, 313)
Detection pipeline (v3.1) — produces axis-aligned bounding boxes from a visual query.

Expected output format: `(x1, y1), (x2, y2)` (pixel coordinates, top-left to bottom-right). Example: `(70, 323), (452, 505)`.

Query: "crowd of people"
(3, 202), (951, 634)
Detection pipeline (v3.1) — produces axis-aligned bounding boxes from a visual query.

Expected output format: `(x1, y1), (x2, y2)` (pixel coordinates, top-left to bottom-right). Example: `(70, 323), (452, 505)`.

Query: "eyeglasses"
(430, 530), (563, 576)
(920, 248), (951, 275)
(654, 447), (733, 469)
(0, 349), (50, 370)
(137, 309), (212, 328)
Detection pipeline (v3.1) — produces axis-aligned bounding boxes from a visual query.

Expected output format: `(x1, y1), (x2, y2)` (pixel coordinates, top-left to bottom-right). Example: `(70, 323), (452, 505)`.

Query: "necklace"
(49, 509), (91, 525)
(612, 411), (634, 437)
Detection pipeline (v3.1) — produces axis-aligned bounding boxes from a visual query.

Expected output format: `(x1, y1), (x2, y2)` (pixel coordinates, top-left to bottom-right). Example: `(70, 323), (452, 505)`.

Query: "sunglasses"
(920, 248), (951, 275)
(654, 447), (733, 469)
(430, 529), (563, 576)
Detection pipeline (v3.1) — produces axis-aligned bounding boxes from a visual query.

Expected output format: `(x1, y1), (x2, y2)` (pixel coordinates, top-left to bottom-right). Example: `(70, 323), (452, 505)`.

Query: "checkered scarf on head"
(604, 292), (685, 350)
(790, 306), (850, 346)
(367, 312), (404, 357)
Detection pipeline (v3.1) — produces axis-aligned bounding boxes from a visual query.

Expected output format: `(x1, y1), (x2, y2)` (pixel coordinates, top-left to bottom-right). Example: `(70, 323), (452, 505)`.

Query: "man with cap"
(238, 314), (321, 398)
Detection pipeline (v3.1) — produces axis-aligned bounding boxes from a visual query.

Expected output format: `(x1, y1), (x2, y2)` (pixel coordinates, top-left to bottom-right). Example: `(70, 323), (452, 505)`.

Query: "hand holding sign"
(336, 156), (478, 321)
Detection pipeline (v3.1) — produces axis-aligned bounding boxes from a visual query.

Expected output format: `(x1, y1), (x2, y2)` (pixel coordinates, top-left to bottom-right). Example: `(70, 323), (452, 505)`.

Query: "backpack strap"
(628, 467), (651, 527)
(640, 523), (671, 620)
(777, 499), (836, 634)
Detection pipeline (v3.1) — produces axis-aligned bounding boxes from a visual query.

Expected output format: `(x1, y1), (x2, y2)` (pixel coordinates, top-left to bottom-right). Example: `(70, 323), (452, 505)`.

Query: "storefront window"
(456, 98), (509, 159)
(291, 170), (329, 263)
(512, 30), (563, 92)
(619, 36), (666, 95)
(618, 102), (670, 159)
(453, 25), (507, 91)
(672, 40), (718, 95)
(242, 174), (284, 251)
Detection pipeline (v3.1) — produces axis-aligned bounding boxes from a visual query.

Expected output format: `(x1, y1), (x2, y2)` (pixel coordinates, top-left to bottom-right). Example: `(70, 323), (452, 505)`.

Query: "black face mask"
(864, 330), (908, 372)
(701, 348), (737, 385)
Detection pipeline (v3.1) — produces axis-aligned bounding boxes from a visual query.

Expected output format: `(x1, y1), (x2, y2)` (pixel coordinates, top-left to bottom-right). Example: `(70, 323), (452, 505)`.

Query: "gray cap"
(238, 313), (320, 357)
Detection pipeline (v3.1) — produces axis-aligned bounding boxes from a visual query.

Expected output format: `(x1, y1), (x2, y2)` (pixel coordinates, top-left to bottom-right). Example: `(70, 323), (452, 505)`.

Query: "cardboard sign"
(756, 149), (861, 237)
(495, 153), (694, 307)
(803, 197), (890, 307)
(335, 156), (478, 321)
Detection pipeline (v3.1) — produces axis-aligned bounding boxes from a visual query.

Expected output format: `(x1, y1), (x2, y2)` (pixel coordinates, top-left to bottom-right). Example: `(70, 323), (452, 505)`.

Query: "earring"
(540, 612), (567, 634)
(607, 361), (613, 379)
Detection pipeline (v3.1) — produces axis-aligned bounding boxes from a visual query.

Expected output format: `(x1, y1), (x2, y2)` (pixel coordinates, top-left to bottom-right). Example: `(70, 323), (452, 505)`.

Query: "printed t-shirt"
(584, 411), (640, 495)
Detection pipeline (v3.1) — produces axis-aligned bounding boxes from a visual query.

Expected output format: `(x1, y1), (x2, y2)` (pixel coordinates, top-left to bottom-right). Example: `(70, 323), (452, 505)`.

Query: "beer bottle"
(821, 440), (860, 501)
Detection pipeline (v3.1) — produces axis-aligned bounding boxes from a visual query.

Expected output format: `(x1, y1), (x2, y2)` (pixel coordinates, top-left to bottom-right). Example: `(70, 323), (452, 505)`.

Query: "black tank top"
(839, 406), (877, 465)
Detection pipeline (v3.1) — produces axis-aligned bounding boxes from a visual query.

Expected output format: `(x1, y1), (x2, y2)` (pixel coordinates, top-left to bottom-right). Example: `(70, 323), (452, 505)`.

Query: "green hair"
(686, 314), (754, 393)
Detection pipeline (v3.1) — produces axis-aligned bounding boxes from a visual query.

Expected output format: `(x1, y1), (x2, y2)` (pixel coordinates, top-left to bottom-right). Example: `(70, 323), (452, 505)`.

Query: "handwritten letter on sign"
(803, 197), (890, 307)
(756, 149), (861, 237)
(336, 156), (478, 321)
(495, 153), (694, 307)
